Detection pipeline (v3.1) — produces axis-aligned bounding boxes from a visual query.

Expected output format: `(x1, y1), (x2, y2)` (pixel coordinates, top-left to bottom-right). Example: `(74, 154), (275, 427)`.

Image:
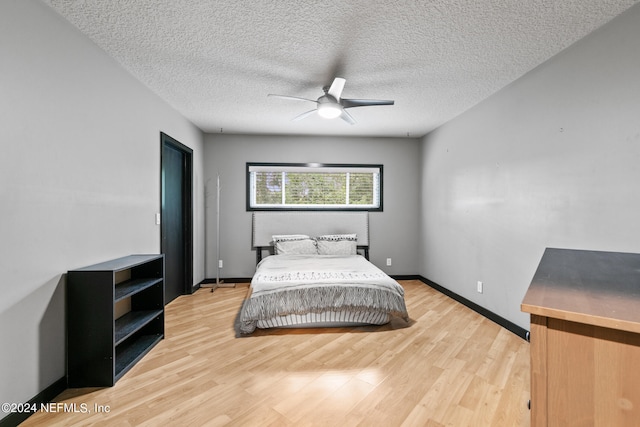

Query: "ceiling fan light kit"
(317, 101), (342, 119)
(269, 77), (394, 125)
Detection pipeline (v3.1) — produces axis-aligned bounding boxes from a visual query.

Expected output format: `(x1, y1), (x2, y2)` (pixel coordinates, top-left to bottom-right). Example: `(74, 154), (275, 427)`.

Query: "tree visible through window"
(247, 163), (382, 211)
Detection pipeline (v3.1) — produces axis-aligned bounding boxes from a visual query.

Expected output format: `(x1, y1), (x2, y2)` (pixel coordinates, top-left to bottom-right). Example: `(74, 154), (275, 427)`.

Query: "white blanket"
(239, 255), (409, 334)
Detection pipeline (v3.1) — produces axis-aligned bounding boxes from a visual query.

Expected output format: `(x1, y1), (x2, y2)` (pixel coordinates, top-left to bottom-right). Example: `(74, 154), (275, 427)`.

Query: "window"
(247, 163), (383, 211)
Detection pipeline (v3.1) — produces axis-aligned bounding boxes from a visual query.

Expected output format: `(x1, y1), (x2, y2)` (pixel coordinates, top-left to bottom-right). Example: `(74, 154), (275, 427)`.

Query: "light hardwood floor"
(22, 280), (530, 426)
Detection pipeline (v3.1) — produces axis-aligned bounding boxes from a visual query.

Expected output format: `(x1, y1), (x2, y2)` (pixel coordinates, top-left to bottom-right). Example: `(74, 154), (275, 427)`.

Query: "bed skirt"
(256, 310), (390, 330)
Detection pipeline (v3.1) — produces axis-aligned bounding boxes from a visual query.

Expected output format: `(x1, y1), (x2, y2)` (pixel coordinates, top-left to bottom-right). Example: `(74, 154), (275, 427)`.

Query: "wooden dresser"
(521, 248), (640, 427)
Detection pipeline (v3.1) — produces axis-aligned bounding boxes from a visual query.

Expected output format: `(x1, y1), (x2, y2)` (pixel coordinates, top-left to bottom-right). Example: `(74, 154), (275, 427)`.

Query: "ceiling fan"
(268, 77), (394, 125)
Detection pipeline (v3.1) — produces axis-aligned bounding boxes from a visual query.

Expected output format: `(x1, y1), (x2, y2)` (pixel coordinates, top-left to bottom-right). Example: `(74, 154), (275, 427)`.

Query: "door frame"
(160, 132), (193, 297)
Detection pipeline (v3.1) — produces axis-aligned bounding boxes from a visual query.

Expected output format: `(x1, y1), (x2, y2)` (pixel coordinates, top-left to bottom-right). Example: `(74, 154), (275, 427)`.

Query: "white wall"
(0, 1), (204, 407)
(203, 134), (421, 278)
(419, 3), (640, 330)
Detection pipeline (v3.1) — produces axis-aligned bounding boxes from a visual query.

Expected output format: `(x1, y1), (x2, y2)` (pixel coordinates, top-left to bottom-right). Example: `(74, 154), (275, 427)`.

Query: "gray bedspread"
(239, 255), (409, 334)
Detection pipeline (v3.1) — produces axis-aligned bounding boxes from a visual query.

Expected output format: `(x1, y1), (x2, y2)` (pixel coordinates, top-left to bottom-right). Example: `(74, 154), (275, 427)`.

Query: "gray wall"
(419, 3), (640, 330)
(0, 1), (205, 407)
(203, 135), (421, 278)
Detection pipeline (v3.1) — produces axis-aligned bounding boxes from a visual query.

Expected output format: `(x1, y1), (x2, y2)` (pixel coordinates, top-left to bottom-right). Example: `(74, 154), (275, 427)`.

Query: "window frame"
(246, 162), (383, 212)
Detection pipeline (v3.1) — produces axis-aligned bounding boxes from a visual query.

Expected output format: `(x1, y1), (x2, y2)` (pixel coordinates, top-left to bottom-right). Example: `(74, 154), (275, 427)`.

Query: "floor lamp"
(213, 174), (234, 290)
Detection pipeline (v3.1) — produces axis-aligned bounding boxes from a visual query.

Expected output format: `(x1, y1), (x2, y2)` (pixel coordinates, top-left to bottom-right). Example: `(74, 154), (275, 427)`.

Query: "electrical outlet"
(218, 260), (223, 269)
(477, 281), (483, 293)
(386, 258), (392, 266)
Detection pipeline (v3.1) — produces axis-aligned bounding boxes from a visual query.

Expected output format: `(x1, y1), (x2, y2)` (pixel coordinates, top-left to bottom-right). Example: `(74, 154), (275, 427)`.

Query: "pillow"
(315, 234), (357, 256)
(272, 234), (317, 255)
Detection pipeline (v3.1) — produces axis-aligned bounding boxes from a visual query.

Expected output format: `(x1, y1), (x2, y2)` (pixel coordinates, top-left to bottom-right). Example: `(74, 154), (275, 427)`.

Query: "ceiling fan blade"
(327, 77), (346, 100)
(341, 98), (395, 108)
(268, 94), (317, 103)
(340, 109), (356, 125)
(292, 109), (318, 121)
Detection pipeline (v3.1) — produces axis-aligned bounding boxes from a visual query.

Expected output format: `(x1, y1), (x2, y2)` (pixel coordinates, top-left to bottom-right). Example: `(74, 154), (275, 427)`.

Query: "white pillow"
(272, 234), (317, 255)
(315, 234), (357, 255)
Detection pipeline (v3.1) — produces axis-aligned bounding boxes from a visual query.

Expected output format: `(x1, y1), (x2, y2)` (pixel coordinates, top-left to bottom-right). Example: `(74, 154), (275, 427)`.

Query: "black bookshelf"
(67, 254), (164, 387)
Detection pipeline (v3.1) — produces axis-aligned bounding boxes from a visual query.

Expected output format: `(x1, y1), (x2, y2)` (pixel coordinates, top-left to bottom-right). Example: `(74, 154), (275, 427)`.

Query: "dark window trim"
(246, 162), (383, 212)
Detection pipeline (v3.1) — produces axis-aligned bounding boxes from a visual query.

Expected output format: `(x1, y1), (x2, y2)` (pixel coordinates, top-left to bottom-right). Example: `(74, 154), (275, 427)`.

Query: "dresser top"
(521, 248), (640, 333)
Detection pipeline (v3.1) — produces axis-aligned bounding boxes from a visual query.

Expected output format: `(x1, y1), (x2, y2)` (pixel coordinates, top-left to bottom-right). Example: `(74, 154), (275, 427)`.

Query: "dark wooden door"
(161, 133), (193, 304)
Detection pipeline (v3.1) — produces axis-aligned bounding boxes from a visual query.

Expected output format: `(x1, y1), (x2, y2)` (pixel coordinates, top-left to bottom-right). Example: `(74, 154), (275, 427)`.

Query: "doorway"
(160, 132), (193, 304)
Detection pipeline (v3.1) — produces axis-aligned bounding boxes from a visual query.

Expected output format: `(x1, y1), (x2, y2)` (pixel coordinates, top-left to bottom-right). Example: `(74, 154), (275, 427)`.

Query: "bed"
(238, 212), (409, 334)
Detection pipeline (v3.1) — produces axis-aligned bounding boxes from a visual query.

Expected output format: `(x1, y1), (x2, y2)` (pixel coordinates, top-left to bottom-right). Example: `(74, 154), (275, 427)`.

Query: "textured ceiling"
(43, 0), (637, 138)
